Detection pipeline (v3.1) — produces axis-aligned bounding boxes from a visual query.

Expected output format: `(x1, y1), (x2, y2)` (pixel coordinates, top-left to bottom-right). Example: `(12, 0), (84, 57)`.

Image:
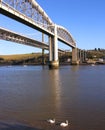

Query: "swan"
(60, 120), (68, 127)
(47, 119), (55, 124)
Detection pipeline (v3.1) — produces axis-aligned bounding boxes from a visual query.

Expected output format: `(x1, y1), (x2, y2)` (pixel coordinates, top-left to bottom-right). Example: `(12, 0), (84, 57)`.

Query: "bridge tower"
(49, 24), (59, 69)
(48, 24), (79, 68)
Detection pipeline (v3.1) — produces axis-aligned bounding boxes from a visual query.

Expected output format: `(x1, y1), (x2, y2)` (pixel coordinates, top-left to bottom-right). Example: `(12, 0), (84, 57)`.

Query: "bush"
(0, 57), (4, 61)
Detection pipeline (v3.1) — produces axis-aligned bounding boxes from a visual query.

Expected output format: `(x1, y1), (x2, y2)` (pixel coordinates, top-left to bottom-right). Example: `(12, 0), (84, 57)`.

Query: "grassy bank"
(0, 53), (42, 60)
(0, 53), (48, 65)
(1, 49), (105, 66)
(0, 51), (72, 65)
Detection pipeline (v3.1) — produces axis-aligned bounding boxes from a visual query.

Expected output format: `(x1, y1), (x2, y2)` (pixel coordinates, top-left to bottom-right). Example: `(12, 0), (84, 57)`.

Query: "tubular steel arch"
(2, 0), (53, 28)
(57, 25), (76, 47)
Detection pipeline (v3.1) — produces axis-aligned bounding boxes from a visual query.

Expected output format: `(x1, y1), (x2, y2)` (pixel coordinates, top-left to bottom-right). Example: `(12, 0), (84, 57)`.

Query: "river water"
(0, 65), (105, 130)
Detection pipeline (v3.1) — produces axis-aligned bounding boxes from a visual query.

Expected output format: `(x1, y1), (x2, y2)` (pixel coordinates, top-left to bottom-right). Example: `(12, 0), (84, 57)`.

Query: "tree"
(94, 48), (97, 51)
(0, 57), (4, 61)
(98, 48), (101, 51)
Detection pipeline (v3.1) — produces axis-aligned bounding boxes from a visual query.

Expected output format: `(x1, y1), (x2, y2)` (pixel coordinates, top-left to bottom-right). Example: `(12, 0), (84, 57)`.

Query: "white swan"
(47, 119), (55, 124)
(60, 120), (68, 127)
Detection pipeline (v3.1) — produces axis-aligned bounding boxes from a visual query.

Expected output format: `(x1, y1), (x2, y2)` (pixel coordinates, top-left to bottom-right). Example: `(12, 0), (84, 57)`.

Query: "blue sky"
(0, 0), (105, 55)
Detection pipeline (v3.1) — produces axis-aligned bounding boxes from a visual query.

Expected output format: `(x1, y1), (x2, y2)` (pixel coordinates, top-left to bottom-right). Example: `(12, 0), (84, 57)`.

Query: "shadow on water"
(0, 122), (42, 130)
(0, 120), (71, 130)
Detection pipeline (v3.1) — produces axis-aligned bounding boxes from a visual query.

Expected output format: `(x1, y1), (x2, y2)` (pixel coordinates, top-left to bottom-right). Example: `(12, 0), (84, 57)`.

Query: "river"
(0, 65), (105, 130)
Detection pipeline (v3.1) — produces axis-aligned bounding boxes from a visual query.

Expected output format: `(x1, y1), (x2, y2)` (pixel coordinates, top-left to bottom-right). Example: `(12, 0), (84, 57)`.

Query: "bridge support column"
(41, 33), (45, 65)
(77, 48), (81, 63)
(49, 24), (59, 69)
(83, 50), (87, 62)
(72, 47), (79, 65)
(42, 48), (46, 65)
(78, 49), (82, 63)
(79, 49), (87, 63)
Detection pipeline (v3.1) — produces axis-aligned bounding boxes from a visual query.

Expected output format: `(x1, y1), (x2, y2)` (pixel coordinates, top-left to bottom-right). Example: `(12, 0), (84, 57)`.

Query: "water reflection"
(49, 69), (62, 110)
(0, 65), (105, 130)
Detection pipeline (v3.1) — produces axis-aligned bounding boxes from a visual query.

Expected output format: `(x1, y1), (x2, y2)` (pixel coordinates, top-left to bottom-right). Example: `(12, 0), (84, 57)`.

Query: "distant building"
(98, 58), (104, 62)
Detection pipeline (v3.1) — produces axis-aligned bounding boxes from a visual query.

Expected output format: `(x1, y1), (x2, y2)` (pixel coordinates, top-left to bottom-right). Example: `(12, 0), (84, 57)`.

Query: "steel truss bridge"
(0, 27), (64, 53)
(0, 0), (79, 68)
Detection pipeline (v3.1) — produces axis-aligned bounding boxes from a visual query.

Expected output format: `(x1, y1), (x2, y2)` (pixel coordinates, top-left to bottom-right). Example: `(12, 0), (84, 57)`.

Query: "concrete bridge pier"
(42, 48), (46, 65)
(78, 49), (82, 63)
(82, 50), (87, 62)
(72, 47), (79, 65)
(41, 33), (46, 65)
(49, 24), (59, 69)
(78, 49), (87, 63)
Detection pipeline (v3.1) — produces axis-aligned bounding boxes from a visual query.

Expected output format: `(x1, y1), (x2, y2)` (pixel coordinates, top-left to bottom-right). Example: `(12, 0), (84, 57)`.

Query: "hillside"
(0, 49), (105, 65)
(87, 49), (105, 59)
(0, 53), (48, 65)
